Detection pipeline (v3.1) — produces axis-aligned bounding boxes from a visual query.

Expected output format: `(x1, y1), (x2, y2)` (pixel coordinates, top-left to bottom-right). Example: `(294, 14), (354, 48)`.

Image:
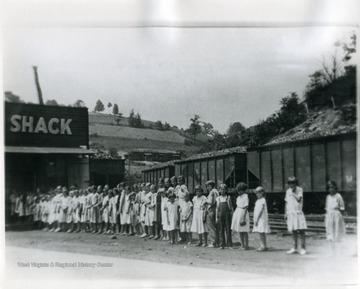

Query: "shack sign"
(5, 102), (89, 148)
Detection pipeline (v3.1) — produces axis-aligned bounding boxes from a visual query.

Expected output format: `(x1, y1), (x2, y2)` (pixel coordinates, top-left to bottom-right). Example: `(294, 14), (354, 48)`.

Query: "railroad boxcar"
(247, 132), (357, 215)
(174, 146), (247, 193)
(142, 147), (247, 193)
(142, 161), (175, 184)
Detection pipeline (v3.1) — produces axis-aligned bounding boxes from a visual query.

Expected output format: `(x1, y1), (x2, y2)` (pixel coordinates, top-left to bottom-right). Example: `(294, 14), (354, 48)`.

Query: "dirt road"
(5, 230), (358, 288)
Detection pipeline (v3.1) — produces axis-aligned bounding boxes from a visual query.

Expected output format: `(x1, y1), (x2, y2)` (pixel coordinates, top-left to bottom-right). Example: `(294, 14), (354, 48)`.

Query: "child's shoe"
(287, 248), (298, 254)
(299, 249), (306, 255)
(54, 228), (60, 232)
(140, 233), (147, 238)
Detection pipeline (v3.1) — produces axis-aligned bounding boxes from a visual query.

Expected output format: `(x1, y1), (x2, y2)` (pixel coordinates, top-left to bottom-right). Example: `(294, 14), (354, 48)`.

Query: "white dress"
(161, 197), (169, 230)
(180, 201), (193, 233)
(144, 192), (153, 226)
(191, 195), (207, 234)
(165, 201), (179, 231)
(325, 193), (346, 241)
(285, 187), (307, 231)
(252, 198), (271, 233)
(102, 195), (110, 223)
(231, 194), (250, 232)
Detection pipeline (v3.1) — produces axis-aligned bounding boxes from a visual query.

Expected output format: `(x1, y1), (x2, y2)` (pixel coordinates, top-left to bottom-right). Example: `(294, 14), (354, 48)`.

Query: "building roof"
(176, 146), (247, 163)
(129, 148), (179, 154)
(142, 160), (176, 172)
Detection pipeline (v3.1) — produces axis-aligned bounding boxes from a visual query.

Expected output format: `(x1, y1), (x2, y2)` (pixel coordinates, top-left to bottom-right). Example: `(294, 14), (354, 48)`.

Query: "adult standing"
(205, 180), (219, 248)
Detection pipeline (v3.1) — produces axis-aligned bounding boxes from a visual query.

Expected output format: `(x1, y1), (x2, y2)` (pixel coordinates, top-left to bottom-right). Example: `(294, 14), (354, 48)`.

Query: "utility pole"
(33, 66), (44, 105)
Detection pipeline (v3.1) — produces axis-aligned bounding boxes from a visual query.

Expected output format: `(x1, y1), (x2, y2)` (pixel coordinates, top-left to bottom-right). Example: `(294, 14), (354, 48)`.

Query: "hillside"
(90, 124), (187, 143)
(265, 105), (356, 146)
(89, 136), (198, 154)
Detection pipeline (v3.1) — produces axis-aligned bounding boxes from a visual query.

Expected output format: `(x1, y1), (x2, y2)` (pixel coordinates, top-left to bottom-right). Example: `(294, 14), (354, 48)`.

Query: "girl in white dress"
(144, 184), (154, 238)
(325, 181), (346, 242)
(180, 193), (193, 244)
(285, 176), (307, 255)
(191, 186), (208, 247)
(161, 179), (170, 241)
(100, 189), (110, 234)
(253, 187), (270, 251)
(231, 182), (250, 250)
(164, 192), (179, 244)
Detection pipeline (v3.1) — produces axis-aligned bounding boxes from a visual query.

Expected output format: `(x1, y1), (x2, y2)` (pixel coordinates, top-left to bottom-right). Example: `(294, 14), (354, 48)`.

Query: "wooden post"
(32, 66), (44, 105)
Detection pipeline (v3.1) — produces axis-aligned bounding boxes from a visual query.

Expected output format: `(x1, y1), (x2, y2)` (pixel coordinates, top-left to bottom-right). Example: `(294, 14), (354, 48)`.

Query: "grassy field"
(90, 124), (187, 143)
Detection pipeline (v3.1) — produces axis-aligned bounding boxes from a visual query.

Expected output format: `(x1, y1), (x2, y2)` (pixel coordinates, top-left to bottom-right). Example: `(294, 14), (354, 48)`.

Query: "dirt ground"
(5, 229), (358, 283)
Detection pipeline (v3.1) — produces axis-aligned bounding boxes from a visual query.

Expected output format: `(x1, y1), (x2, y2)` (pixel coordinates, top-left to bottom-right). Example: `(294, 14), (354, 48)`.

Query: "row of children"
(9, 176), (346, 254)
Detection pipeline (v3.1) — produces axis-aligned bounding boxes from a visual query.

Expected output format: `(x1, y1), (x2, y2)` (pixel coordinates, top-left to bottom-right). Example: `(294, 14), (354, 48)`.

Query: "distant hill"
(89, 112), (204, 156)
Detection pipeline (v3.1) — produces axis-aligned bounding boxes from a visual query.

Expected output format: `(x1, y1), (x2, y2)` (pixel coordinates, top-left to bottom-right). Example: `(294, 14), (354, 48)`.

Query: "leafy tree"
(94, 99), (105, 112)
(134, 112), (144, 128)
(128, 109), (136, 126)
(45, 99), (59, 106)
(226, 122), (246, 147)
(188, 114), (201, 139)
(4, 91), (23, 103)
(164, 122), (171, 130)
(112, 103), (119, 115)
(115, 113), (123, 125)
(305, 33), (356, 109)
(73, 99), (86, 107)
(107, 102), (112, 114)
(155, 120), (164, 130)
(202, 122), (214, 136)
(128, 109), (143, 128)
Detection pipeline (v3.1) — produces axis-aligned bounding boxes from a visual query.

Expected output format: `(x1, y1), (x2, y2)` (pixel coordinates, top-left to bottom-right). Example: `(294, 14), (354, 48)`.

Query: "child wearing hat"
(285, 176), (307, 255)
(253, 187), (271, 251)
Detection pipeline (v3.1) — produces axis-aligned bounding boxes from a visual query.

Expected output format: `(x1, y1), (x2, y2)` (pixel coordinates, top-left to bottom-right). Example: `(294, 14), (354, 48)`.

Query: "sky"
(1, 0), (359, 133)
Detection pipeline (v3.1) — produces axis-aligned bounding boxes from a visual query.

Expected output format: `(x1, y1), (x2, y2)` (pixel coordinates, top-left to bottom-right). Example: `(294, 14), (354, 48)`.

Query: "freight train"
(142, 132), (357, 215)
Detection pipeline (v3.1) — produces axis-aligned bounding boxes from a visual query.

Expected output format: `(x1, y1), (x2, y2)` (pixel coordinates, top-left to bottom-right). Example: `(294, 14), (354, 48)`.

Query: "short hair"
(326, 180), (338, 191)
(255, 186), (265, 194)
(236, 182), (248, 191)
(170, 176), (177, 183)
(287, 176), (298, 185)
(194, 185), (203, 193)
(218, 184), (228, 192)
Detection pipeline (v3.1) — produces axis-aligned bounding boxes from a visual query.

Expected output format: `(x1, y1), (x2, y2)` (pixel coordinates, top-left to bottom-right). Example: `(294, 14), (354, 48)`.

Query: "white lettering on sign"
(10, 115), (73, 135)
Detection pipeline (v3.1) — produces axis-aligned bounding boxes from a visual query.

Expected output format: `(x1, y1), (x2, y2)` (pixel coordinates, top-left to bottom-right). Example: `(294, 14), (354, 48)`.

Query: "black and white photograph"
(1, 0), (359, 288)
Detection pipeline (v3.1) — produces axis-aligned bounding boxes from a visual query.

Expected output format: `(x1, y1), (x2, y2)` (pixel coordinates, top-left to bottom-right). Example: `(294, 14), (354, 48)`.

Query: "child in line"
(144, 184), (155, 238)
(66, 190), (75, 232)
(100, 189), (110, 234)
(41, 195), (50, 231)
(127, 189), (136, 236)
(180, 193), (193, 244)
(325, 180), (346, 249)
(191, 185), (208, 247)
(133, 185), (142, 236)
(161, 179), (170, 241)
(216, 184), (233, 249)
(165, 192), (179, 244)
(253, 187), (271, 252)
(231, 182), (250, 250)
(155, 179), (165, 240)
(285, 176), (307, 255)
(33, 196), (41, 229)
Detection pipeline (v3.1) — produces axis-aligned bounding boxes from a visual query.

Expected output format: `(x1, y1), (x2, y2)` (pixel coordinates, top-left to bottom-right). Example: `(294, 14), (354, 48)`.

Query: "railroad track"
(259, 214), (357, 234)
